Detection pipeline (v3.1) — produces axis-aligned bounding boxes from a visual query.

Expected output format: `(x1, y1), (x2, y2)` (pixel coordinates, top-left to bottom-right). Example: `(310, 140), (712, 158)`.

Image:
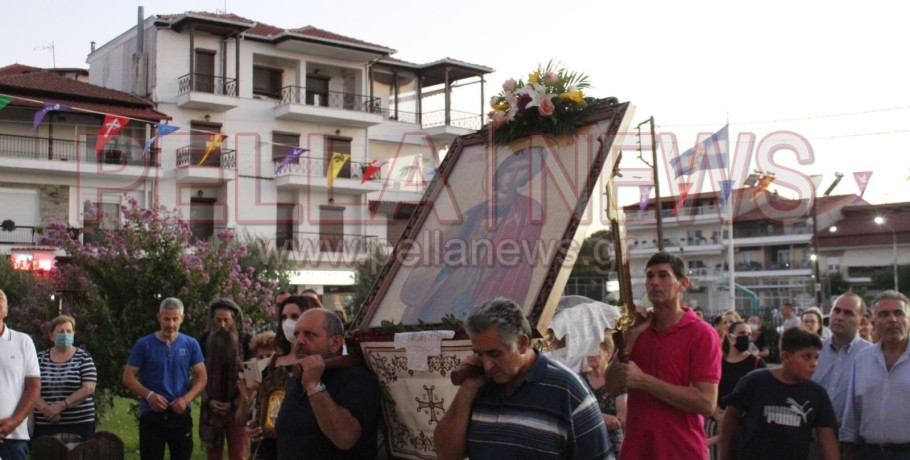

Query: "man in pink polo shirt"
(608, 251), (721, 459)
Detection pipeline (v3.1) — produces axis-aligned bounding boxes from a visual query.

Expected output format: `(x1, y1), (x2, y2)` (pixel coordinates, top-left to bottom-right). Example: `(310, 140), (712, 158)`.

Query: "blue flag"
(143, 124), (180, 153)
(670, 125), (729, 177)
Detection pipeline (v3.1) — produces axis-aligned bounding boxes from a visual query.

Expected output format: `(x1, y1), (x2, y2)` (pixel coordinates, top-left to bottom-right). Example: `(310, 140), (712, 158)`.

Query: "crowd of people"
(0, 248), (908, 459)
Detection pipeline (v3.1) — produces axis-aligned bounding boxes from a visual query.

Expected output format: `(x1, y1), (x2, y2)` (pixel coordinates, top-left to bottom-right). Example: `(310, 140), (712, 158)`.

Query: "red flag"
(852, 171), (872, 203)
(674, 182), (692, 215)
(361, 160), (385, 183)
(751, 175), (776, 202)
(96, 115), (128, 153)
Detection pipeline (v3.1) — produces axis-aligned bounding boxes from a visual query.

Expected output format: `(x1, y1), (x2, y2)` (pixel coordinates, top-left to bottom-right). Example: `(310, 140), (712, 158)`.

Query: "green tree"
(344, 246), (389, 324)
(16, 197), (277, 404)
(870, 264), (909, 296)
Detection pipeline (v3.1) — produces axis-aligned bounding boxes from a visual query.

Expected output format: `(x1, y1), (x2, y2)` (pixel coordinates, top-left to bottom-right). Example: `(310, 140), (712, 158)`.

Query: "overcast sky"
(4, 0), (909, 206)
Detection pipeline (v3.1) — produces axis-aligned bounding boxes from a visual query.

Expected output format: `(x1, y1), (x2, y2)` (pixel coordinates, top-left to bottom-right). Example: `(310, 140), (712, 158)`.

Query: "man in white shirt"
(781, 302), (802, 330)
(0, 289), (41, 460)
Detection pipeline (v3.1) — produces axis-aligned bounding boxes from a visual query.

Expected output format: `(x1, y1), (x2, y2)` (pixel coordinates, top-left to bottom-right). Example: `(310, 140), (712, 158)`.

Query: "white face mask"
(282, 319), (297, 343)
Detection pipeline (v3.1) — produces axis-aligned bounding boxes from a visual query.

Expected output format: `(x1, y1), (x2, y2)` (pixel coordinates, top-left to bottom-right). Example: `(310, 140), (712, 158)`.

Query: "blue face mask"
(55, 332), (74, 349)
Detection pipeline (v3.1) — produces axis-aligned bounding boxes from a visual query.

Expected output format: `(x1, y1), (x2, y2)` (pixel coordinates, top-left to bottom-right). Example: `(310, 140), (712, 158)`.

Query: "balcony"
(273, 87), (383, 127)
(0, 133), (158, 177)
(176, 73), (240, 111)
(0, 226), (42, 248)
(175, 146), (237, 184)
(274, 158), (385, 194)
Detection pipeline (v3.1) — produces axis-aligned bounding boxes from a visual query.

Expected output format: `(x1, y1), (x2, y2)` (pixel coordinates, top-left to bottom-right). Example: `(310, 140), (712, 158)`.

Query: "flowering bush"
(488, 61), (592, 145)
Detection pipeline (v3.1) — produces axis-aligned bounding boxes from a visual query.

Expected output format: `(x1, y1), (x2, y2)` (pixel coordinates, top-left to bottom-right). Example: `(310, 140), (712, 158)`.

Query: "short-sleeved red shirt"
(620, 307), (721, 459)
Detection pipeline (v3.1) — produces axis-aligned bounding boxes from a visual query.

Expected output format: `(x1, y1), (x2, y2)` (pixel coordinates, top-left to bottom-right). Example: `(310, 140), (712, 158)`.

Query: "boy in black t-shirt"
(719, 328), (839, 460)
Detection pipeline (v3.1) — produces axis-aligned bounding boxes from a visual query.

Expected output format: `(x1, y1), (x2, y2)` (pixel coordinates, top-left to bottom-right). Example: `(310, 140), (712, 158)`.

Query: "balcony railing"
(177, 73), (238, 97)
(273, 159), (384, 180)
(0, 226), (42, 246)
(176, 146), (236, 168)
(734, 260), (813, 271)
(375, 107), (419, 124)
(277, 87), (380, 114)
(0, 133), (157, 166)
(421, 110), (483, 130)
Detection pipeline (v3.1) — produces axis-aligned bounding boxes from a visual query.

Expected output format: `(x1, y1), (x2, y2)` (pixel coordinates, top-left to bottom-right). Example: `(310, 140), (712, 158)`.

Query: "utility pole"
(812, 172), (844, 309)
(637, 116), (663, 250)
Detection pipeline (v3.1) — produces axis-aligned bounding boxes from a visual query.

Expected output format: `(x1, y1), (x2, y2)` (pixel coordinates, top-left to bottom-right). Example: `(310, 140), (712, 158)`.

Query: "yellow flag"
(326, 152), (350, 187)
(198, 133), (225, 166)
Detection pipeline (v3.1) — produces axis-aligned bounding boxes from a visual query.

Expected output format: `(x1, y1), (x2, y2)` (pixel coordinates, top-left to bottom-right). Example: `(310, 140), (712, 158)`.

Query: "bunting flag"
(719, 179), (735, 211)
(674, 182), (692, 215)
(639, 185), (653, 211)
(95, 114), (128, 153)
(143, 124), (180, 154)
(0, 95), (11, 111)
(670, 125), (729, 177)
(751, 174), (776, 202)
(198, 133), (227, 166)
(326, 152), (350, 188)
(275, 147), (309, 174)
(33, 102), (70, 131)
(853, 171), (873, 204)
(360, 159), (384, 183)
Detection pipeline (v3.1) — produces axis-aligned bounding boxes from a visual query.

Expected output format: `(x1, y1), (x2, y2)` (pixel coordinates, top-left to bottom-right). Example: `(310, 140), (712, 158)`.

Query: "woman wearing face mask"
(33, 315), (97, 440)
(246, 295), (321, 460)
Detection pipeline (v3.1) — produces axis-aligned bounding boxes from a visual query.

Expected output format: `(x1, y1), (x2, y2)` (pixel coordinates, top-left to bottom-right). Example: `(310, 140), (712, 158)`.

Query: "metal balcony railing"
(273, 158), (384, 181)
(275, 231), (377, 255)
(0, 133), (158, 166)
(0, 226), (42, 246)
(375, 107), (419, 124)
(177, 73), (238, 97)
(421, 110), (483, 130)
(176, 146), (236, 168)
(276, 87), (381, 114)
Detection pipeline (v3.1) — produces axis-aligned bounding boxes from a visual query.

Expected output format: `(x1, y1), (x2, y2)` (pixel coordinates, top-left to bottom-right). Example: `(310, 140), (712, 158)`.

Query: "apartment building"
(622, 186), (870, 315)
(0, 9), (492, 310)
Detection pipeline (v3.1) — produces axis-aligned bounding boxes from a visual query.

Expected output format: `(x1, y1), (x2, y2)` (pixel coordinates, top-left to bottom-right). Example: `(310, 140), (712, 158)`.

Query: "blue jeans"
(0, 439), (29, 460)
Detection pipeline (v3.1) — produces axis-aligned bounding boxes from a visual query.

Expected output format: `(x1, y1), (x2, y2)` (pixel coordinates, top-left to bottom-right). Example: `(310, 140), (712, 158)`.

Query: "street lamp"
(874, 216), (898, 291)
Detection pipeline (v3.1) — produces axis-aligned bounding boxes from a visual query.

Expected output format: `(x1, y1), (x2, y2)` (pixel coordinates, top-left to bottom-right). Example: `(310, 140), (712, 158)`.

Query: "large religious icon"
(351, 99), (633, 334)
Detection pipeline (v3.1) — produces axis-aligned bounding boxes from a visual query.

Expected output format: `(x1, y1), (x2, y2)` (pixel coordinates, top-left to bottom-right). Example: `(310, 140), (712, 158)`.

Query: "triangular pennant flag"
(669, 125), (729, 177)
(275, 147), (309, 174)
(639, 185), (653, 211)
(674, 182), (692, 215)
(0, 95), (12, 111)
(327, 152), (350, 188)
(95, 115), (128, 153)
(33, 102), (70, 131)
(361, 159), (384, 183)
(751, 175), (775, 202)
(719, 179), (735, 211)
(198, 133), (226, 166)
(852, 171), (872, 204)
(144, 124), (180, 154)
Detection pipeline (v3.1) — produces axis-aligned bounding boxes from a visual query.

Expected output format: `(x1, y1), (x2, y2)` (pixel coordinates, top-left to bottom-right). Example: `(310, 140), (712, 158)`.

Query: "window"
(306, 75), (330, 107)
(253, 65), (283, 99)
(83, 200), (120, 245)
(272, 132), (300, 162)
(741, 250), (757, 264)
(827, 257), (841, 272)
(276, 203), (296, 249)
(190, 197), (216, 242)
(776, 249), (791, 268)
(319, 205), (344, 253)
(194, 49), (216, 93)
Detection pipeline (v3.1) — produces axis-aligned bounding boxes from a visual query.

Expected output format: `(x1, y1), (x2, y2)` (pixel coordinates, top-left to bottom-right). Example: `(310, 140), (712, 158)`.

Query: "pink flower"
(538, 97), (555, 116)
(544, 72), (558, 85)
(502, 78), (517, 92)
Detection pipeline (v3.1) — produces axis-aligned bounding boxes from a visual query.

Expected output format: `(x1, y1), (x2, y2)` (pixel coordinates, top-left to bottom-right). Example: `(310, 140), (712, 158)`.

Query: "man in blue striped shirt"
(435, 298), (609, 460)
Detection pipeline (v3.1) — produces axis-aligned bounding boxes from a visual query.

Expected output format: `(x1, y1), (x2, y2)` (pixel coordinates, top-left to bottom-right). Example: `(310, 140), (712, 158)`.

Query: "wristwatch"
(306, 381), (326, 397)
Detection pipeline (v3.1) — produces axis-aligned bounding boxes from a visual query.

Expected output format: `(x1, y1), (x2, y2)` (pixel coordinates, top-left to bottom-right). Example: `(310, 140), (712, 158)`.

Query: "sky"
(4, 0), (910, 206)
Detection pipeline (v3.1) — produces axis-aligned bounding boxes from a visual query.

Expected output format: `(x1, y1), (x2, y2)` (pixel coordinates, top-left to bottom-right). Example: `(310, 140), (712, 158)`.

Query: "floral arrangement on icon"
(487, 61), (592, 145)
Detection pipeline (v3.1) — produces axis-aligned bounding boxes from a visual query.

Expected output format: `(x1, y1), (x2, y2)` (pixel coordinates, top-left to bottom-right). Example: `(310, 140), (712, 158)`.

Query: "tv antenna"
(35, 41), (56, 68)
